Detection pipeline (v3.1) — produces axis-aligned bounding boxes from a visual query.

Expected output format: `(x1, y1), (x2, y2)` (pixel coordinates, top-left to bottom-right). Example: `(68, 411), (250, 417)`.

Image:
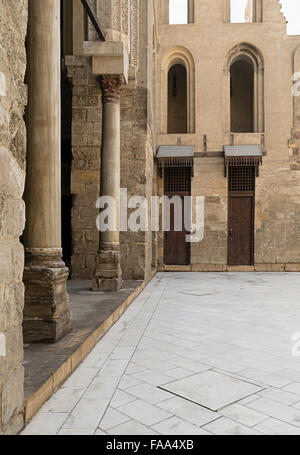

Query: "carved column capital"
(100, 75), (124, 104)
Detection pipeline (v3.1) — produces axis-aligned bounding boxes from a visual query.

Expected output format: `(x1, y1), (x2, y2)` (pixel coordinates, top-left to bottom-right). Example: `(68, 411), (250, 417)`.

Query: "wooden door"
(228, 195), (254, 266)
(164, 194), (190, 265)
(163, 167), (191, 265)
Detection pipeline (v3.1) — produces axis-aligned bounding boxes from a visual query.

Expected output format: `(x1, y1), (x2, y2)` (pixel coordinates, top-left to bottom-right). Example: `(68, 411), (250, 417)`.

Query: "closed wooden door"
(228, 195), (254, 266)
(164, 194), (190, 265)
(163, 167), (191, 265)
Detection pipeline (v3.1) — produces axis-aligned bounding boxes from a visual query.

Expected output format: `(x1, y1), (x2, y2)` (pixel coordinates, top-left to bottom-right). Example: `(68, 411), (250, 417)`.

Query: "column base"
(93, 245), (122, 292)
(23, 249), (72, 343)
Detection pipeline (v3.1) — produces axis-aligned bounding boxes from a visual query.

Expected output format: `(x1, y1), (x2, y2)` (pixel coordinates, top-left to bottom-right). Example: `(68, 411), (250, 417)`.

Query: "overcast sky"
(170, 0), (300, 35)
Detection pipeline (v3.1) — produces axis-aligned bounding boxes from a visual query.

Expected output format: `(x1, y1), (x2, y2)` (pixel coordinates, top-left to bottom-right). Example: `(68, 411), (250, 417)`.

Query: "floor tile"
(118, 399), (172, 426)
(160, 370), (262, 411)
(63, 367), (99, 388)
(238, 368), (292, 388)
(253, 417), (300, 435)
(21, 413), (68, 435)
(221, 403), (267, 427)
(41, 387), (85, 413)
(202, 417), (262, 435)
(110, 389), (138, 408)
(62, 398), (109, 430)
(99, 407), (130, 431)
(132, 369), (173, 387)
(247, 398), (300, 428)
(283, 382), (300, 395)
(157, 396), (219, 426)
(258, 387), (300, 406)
(100, 359), (129, 377)
(118, 375), (142, 390)
(107, 420), (160, 435)
(165, 368), (196, 380)
(84, 376), (120, 399)
(126, 383), (173, 404)
(152, 416), (211, 435)
(126, 363), (146, 375)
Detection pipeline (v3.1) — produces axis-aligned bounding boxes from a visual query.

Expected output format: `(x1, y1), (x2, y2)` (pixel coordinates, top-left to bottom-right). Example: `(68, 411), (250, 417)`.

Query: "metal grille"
(228, 166), (255, 192)
(164, 167), (191, 193)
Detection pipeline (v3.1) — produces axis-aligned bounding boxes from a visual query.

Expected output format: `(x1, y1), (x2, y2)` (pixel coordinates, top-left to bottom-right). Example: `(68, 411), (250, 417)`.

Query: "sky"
(170, 0), (300, 35)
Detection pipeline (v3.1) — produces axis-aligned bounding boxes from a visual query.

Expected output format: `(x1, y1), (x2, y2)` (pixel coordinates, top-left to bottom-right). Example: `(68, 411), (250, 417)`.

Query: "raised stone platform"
(23, 279), (146, 424)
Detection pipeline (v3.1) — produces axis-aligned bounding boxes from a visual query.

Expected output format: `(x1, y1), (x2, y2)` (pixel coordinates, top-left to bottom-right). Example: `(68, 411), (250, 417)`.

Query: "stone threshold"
(159, 264), (300, 272)
(23, 278), (150, 426)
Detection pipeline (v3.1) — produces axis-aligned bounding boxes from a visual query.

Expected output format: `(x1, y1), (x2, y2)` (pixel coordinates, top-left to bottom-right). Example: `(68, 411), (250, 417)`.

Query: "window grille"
(164, 167), (191, 193)
(228, 166), (255, 192)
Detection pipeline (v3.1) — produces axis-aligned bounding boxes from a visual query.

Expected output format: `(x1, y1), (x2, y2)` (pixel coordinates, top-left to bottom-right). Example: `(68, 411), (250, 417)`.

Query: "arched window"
(168, 64), (188, 134)
(161, 46), (195, 134)
(230, 57), (254, 133)
(224, 43), (264, 134)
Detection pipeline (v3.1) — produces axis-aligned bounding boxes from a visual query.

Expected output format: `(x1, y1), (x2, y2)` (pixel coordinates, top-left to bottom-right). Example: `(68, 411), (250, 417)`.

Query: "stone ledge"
(22, 278), (149, 428)
(158, 264), (300, 272)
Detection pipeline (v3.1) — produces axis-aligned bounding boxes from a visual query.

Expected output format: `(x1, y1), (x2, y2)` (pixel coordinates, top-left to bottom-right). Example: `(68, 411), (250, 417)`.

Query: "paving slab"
(160, 370), (263, 411)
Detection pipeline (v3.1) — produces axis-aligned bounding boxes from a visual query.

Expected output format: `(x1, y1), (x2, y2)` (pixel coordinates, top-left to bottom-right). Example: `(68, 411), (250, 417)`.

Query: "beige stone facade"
(0, 0), (300, 435)
(156, 0), (300, 271)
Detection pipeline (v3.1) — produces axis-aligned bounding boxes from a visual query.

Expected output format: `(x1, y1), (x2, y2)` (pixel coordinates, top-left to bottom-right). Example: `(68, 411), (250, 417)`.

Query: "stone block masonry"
(0, 0), (27, 435)
(67, 56), (102, 279)
(67, 58), (155, 282)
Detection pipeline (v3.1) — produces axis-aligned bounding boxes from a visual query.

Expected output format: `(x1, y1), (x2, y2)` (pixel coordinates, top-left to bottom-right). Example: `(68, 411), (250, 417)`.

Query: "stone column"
(93, 76), (123, 292)
(23, 0), (72, 343)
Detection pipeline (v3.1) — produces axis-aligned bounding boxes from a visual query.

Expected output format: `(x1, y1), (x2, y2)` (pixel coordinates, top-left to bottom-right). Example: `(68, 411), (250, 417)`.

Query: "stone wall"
(66, 56), (101, 279)
(120, 87), (154, 281)
(0, 0), (27, 435)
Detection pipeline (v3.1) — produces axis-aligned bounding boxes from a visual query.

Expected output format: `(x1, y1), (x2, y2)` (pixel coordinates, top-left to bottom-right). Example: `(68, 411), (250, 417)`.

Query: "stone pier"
(23, 0), (72, 343)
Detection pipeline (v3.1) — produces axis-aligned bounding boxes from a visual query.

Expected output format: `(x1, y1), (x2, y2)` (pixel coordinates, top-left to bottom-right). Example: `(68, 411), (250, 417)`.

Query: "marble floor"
(22, 272), (300, 435)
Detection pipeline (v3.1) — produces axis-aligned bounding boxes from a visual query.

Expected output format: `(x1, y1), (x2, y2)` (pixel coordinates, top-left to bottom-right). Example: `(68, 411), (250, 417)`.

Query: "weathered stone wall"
(120, 0), (155, 281)
(120, 88), (153, 281)
(66, 56), (101, 279)
(0, 0), (27, 435)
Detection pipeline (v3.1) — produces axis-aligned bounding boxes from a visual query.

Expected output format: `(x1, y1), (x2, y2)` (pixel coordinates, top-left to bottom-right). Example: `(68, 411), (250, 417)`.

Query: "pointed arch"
(161, 46), (195, 134)
(223, 43), (264, 133)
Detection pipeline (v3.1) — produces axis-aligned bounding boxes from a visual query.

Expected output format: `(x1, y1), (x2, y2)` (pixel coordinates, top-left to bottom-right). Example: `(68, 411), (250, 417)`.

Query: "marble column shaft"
(93, 76), (123, 292)
(23, 0), (72, 343)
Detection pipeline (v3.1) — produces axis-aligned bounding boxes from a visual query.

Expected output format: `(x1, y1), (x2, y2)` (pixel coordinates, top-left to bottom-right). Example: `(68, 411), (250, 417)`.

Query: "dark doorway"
(168, 64), (188, 134)
(230, 58), (254, 133)
(228, 166), (255, 266)
(164, 167), (191, 265)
